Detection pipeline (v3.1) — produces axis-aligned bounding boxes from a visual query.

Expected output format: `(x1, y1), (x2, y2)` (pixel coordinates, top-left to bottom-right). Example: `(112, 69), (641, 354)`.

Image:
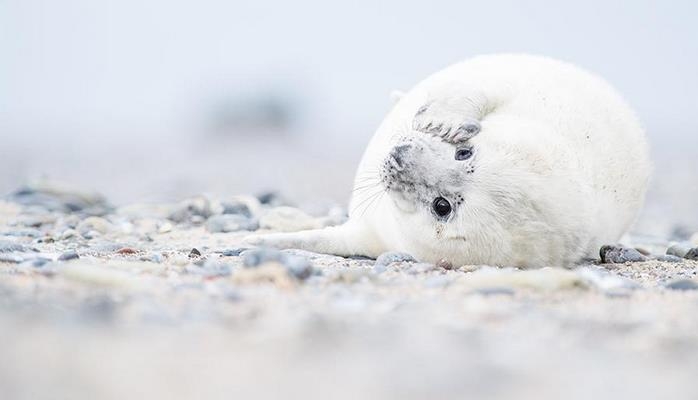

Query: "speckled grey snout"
(387, 144), (411, 171)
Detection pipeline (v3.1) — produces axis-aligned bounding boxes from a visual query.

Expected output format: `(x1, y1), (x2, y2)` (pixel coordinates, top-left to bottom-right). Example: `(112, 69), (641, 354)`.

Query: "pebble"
(685, 248), (698, 261)
(666, 244), (691, 258)
(1, 229), (42, 238)
(436, 258), (454, 270)
(375, 251), (416, 267)
(116, 247), (138, 255)
(665, 279), (698, 291)
(221, 248), (248, 257)
(187, 259), (232, 278)
(241, 248), (314, 280)
(205, 214), (259, 233)
(256, 191), (288, 207)
(259, 207), (320, 232)
(284, 256), (314, 280)
(656, 255), (683, 263)
(76, 216), (112, 235)
(9, 181), (111, 215)
(188, 248), (202, 258)
(670, 226), (693, 241)
(60, 229), (78, 240)
(158, 222), (173, 233)
(58, 250), (80, 261)
(372, 263), (387, 274)
(242, 248), (284, 267)
(599, 245), (647, 264)
(0, 240), (27, 253)
(0, 253), (24, 263)
(168, 196), (222, 223)
(221, 199), (254, 218)
(407, 263), (435, 274)
(576, 267), (641, 293)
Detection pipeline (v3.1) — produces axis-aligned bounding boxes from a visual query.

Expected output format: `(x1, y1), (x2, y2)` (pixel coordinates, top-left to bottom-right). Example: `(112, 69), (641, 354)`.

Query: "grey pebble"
(256, 191), (288, 207)
(205, 214), (258, 233)
(221, 248), (248, 257)
(187, 259), (232, 278)
(221, 200), (253, 218)
(372, 264), (387, 274)
(31, 257), (52, 267)
(577, 266), (641, 293)
(407, 263), (435, 274)
(2, 229), (42, 238)
(0, 254), (24, 263)
(9, 183), (111, 215)
(665, 279), (698, 291)
(0, 240), (28, 253)
(241, 248), (314, 280)
(655, 255), (683, 263)
(284, 256), (313, 280)
(375, 251), (416, 267)
(599, 245), (646, 264)
(685, 248), (698, 261)
(168, 196), (219, 223)
(667, 244), (691, 258)
(140, 253), (164, 263)
(58, 250), (80, 261)
(242, 248), (284, 267)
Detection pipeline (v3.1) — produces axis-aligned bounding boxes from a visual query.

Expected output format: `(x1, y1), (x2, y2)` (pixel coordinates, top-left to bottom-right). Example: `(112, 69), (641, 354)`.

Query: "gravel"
(3, 184), (698, 400)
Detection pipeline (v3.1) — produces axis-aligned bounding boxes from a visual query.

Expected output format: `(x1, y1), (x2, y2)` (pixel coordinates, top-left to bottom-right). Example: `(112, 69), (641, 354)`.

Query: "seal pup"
(247, 54), (651, 267)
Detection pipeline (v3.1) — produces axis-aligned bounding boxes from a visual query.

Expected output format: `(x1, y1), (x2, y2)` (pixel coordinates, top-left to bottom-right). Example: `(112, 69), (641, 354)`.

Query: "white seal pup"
(248, 54), (651, 267)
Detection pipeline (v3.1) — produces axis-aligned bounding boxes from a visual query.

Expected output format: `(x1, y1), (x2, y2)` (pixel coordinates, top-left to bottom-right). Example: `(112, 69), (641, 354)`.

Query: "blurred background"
(1, 0), (697, 234)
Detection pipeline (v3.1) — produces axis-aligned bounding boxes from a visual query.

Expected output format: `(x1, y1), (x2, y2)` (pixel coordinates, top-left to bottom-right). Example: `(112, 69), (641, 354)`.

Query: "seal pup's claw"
(413, 104), (481, 143)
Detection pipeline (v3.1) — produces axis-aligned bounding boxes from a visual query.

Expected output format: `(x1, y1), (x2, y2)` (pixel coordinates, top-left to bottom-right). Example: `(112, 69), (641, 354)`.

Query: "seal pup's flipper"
(243, 222), (383, 258)
(412, 82), (490, 143)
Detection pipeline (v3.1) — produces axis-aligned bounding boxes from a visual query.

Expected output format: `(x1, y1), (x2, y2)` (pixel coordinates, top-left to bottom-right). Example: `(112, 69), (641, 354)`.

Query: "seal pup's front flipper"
(243, 221), (383, 258)
(412, 81), (491, 143)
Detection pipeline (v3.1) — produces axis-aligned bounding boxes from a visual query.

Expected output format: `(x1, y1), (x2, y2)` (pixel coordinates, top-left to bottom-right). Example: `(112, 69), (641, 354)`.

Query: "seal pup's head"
(375, 116), (585, 266)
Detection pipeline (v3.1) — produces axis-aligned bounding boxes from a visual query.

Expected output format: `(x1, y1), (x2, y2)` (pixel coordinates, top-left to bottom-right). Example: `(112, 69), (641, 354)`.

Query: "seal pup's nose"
(388, 144), (411, 171)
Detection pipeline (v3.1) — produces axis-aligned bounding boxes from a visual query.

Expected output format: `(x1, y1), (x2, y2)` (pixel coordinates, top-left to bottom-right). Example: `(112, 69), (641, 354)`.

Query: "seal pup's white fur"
(247, 54), (651, 267)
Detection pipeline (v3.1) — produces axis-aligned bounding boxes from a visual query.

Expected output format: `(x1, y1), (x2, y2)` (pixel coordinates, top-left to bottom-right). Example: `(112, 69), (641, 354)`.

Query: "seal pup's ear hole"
(390, 90), (405, 105)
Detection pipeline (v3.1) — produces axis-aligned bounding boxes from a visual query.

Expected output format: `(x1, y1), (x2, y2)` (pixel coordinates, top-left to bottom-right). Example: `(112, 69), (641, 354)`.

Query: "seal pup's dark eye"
(432, 197), (452, 217)
(455, 148), (473, 161)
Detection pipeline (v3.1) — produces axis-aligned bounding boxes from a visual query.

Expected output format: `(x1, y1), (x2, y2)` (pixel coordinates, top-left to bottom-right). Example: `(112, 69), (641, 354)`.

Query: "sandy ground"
(1, 183), (698, 400)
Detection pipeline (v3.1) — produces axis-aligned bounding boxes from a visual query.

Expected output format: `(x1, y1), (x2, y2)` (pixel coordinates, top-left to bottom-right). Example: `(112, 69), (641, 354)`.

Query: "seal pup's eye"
(455, 148), (473, 161)
(432, 197), (452, 217)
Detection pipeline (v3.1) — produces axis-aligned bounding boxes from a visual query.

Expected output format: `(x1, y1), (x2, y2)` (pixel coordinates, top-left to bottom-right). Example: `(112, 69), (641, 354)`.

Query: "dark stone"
(436, 258), (454, 270)
(221, 201), (252, 217)
(188, 248), (202, 258)
(599, 245), (646, 264)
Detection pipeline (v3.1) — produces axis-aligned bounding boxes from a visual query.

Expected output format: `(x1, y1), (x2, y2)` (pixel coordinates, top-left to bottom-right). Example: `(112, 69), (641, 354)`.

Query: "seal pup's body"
(248, 54), (651, 267)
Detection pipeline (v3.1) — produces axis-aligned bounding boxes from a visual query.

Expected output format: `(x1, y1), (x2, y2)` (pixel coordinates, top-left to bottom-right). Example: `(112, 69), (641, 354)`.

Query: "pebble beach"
(1, 181), (698, 400)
